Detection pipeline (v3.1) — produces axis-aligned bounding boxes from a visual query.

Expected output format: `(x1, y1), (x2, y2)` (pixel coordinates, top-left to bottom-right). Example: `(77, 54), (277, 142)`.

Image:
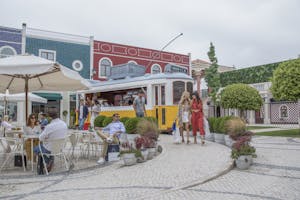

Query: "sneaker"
(97, 158), (105, 165)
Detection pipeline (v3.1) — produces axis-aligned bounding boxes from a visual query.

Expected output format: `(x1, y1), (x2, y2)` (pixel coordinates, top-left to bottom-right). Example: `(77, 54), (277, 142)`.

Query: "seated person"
(39, 113), (48, 131)
(33, 111), (68, 172)
(24, 114), (42, 162)
(96, 113), (125, 164)
(1, 115), (13, 131)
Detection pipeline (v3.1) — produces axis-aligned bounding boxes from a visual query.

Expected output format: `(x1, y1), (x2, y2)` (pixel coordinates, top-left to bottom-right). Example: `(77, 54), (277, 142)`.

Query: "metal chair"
(38, 138), (68, 175)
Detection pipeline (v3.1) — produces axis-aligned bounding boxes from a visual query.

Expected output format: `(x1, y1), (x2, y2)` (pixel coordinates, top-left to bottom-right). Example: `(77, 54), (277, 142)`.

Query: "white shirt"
(79, 105), (83, 119)
(39, 118), (67, 152)
(23, 125), (42, 135)
(1, 121), (12, 131)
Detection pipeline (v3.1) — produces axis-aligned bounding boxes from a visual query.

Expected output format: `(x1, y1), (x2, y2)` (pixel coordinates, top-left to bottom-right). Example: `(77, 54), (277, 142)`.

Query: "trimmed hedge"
(120, 117), (130, 124)
(102, 117), (113, 127)
(220, 60), (295, 87)
(125, 117), (142, 134)
(94, 115), (106, 127)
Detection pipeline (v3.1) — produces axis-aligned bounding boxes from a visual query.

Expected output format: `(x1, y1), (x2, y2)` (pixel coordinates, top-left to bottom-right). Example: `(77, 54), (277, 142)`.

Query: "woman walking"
(191, 92), (205, 144)
(176, 91), (191, 144)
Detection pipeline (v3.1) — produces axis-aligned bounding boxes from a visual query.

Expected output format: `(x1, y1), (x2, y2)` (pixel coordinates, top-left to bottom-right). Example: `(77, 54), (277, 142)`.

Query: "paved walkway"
(0, 135), (233, 200)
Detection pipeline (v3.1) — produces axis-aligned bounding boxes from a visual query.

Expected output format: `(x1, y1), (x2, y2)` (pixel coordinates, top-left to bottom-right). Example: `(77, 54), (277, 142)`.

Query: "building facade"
(0, 26), (23, 58)
(93, 40), (191, 81)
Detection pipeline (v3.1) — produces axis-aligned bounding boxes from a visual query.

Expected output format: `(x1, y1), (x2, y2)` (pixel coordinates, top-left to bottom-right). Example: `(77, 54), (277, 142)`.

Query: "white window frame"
(128, 60), (137, 65)
(39, 49), (56, 62)
(72, 60), (83, 71)
(151, 64), (162, 74)
(0, 45), (17, 57)
(98, 57), (112, 78)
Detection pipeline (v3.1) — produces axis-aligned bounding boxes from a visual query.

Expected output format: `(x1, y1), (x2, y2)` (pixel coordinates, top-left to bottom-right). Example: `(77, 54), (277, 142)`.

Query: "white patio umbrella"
(0, 93), (47, 103)
(0, 54), (88, 121)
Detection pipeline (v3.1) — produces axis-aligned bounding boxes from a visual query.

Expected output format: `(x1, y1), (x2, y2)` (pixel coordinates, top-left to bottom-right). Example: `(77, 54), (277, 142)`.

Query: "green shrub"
(102, 117), (113, 127)
(213, 117), (222, 133)
(94, 115), (106, 127)
(218, 116), (234, 134)
(208, 117), (216, 132)
(125, 117), (141, 134)
(120, 117), (130, 124)
(136, 118), (159, 139)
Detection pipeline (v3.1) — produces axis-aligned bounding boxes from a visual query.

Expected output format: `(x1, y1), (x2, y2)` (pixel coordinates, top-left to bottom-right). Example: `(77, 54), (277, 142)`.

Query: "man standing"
(133, 90), (147, 117)
(78, 99), (88, 130)
(33, 111), (68, 172)
(96, 113), (125, 164)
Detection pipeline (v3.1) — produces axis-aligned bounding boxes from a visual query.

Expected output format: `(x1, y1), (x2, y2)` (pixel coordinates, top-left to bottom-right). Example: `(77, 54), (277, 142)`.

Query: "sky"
(1, 0), (299, 68)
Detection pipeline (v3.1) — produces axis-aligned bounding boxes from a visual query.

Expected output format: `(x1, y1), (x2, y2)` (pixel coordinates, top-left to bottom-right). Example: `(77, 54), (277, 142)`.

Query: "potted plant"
(125, 117), (142, 146)
(134, 136), (148, 162)
(213, 117), (225, 144)
(227, 118), (256, 169)
(119, 142), (137, 166)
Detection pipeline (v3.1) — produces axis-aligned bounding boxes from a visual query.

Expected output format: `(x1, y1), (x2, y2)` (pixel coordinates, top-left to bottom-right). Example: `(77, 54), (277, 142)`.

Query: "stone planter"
(147, 148), (156, 160)
(137, 149), (148, 163)
(214, 133), (225, 144)
(235, 155), (252, 170)
(122, 153), (136, 166)
(224, 135), (233, 147)
(205, 132), (215, 142)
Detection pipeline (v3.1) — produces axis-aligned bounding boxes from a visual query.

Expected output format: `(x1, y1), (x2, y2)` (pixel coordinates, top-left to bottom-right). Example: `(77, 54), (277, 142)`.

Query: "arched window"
(151, 64), (161, 74)
(98, 58), (112, 78)
(128, 61), (137, 65)
(280, 105), (288, 118)
(173, 81), (185, 104)
(0, 46), (17, 58)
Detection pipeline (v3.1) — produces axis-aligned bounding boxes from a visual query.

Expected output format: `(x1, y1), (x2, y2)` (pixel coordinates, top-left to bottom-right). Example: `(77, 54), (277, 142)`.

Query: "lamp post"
(146, 33), (183, 70)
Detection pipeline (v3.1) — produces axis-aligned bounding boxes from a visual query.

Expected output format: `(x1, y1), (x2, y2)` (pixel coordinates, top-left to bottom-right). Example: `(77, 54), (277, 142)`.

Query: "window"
(0, 102), (17, 122)
(0, 46), (17, 58)
(72, 60), (83, 71)
(165, 63), (188, 74)
(128, 61), (137, 65)
(98, 58), (112, 78)
(173, 81), (185, 104)
(280, 105), (288, 118)
(39, 49), (56, 61)
(151, 64), (161, 74)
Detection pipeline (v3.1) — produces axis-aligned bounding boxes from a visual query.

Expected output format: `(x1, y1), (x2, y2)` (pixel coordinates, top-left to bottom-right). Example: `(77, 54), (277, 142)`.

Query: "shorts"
(182, 111), (189, 123)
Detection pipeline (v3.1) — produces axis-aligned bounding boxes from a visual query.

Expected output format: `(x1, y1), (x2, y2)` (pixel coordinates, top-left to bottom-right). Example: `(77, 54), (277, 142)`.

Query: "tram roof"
(84, 72), (193, 93)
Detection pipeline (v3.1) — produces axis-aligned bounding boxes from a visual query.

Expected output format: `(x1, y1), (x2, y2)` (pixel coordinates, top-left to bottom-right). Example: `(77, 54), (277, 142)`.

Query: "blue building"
(24, 24), (93, 119)
(0, 26), (23, 58)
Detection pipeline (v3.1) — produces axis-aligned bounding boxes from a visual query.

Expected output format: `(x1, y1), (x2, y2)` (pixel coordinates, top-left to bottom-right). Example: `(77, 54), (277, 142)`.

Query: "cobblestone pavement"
(0, 135), (233, 200)
(152, 136), (300, 200)
(1, 135), (298, 200)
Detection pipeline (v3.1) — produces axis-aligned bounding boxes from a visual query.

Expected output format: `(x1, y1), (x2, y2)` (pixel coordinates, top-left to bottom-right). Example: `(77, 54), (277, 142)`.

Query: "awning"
(34, 93), (62, 101)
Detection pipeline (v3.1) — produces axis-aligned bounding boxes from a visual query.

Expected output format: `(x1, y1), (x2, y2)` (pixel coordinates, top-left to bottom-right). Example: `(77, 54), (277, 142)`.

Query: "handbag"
(14, 154), (27, 167)
(105, 144), (120, 162)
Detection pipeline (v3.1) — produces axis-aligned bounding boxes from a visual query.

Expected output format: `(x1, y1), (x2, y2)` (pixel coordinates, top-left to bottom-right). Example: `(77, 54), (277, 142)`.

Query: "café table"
(23, 134), (39, 172)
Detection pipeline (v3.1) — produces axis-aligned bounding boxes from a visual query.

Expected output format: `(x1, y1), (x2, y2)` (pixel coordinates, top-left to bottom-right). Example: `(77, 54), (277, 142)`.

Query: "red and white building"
(92, 40), (191, 80)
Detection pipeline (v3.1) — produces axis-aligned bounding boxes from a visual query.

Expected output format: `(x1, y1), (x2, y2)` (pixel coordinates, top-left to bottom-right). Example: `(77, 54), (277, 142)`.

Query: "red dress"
(191, 99), (205, 136)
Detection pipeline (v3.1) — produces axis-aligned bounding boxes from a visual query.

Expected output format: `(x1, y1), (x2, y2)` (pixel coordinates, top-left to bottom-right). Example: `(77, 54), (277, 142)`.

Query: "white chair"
(0, 136), (26, 172)
(38, 138), (68, 175)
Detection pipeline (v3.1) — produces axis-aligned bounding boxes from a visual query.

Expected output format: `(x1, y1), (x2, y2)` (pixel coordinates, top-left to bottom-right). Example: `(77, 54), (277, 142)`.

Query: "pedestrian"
(133, 90), (147, 117)
(191, 92), (205, 145)
(176, 91), (191, 144)
(78, 99), (88, 130)
(90, 99), (101, 128)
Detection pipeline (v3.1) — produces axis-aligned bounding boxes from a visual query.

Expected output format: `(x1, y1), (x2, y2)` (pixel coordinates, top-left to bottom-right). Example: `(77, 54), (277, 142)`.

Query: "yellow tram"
(84, 73), (193, 132)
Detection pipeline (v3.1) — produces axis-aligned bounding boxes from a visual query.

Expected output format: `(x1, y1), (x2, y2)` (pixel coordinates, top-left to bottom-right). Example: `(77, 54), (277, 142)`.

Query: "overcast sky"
(1, 0), (299, 68)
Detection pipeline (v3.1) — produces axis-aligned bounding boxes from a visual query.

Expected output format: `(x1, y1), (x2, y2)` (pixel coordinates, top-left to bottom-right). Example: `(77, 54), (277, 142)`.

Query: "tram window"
(155, 86), (159, 105)
(187, 82), (193, 97)
(173, 81), (185, 104)
(161, 85), (165, 105)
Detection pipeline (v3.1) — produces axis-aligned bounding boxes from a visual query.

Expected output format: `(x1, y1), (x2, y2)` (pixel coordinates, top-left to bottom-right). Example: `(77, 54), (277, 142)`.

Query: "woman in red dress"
(191, 92), (205, 145)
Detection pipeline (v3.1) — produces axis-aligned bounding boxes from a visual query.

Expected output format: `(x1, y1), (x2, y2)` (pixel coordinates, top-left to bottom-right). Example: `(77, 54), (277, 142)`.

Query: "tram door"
(153, 85), (166, 130)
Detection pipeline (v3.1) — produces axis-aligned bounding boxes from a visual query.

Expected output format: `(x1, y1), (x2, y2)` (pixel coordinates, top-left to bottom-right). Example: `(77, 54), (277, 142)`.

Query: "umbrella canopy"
(0, 54), (88, 120)
(0, 93), (47, 103)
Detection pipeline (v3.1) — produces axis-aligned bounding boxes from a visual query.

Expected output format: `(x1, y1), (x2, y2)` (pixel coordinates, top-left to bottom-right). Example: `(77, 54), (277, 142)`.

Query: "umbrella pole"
(25, 78), (28, 122)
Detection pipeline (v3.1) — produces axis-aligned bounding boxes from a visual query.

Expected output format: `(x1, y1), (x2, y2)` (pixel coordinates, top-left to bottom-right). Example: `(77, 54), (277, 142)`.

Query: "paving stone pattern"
(1, 135), (299, 200)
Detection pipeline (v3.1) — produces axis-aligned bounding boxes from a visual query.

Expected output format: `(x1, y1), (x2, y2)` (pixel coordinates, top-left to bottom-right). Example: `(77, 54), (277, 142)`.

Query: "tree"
(220, 83), (263, 118)
(270, 59), (300, 126)
(205, 42), (221, 104)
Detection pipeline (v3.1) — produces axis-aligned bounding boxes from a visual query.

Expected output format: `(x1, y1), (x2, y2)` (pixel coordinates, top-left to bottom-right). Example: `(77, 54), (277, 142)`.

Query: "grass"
(246, 126), (275, 130)
(255, 129), (300, 137)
